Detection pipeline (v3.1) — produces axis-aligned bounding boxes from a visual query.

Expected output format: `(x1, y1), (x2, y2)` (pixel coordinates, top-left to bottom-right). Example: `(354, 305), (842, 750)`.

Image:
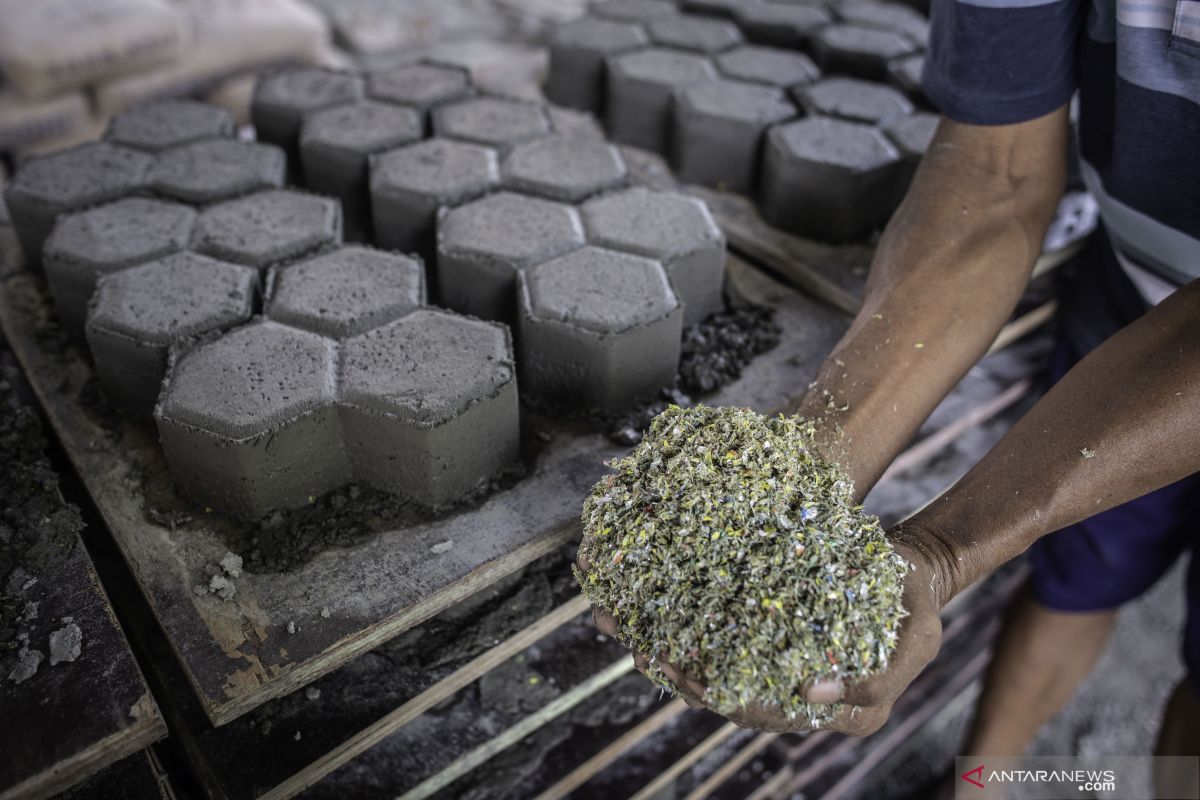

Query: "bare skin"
(577, 102), (1200, 736)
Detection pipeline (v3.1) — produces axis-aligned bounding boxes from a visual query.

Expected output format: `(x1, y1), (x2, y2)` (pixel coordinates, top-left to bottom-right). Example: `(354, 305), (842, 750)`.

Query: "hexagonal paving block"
(4, 142), (151, 273)
(836, 0), (930, 47)
(732, 1), (832, 49)
(432, 96), (552, 150)
(647, 14), (743, 54)
(884, 111), (938, 202)
(670, 78), (796, 192)
(759, 116), (902, 242)
(501, 135), (627, 202)
(149, 139), (286, 205)
(715, 45), (821, 88)
(581, 187), (726, 326)
(158, 320), (345, 519)
(266, 245), (425, 339)
(369, 138), (499, 255)
(590, 0), (678, 23)
(517, 246), (681, 412)
(811, 24), (919, 81)
(193, 190), (342, 270)
(338, 308), (519, 506)
(793, 77), (914, 125)
(366, 62), (473, 113)
(605, 47), (717, 152)
(437, 192), (584, 322)
(105, 100), (236, 152)
(545, 17), (649, 113)
(250, 68), (364, 171)
(887, 53), (926, 101)
(300, 101), (424, 241)
(43, 197), (196, 336)
(86, 252), (256, 417)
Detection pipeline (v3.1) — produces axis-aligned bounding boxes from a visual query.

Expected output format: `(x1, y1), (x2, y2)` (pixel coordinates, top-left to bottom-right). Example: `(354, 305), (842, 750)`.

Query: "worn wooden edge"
(0, 722), (165, 800)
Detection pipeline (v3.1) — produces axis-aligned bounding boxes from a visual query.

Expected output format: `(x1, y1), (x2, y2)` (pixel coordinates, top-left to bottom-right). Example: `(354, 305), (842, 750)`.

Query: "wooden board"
(0, 255), (848, 727)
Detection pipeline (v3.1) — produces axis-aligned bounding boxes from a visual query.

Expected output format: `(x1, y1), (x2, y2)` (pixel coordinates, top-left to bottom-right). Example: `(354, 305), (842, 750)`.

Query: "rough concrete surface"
(715, 44), (821, 88)
(266, 246), (425, 339)
(605, 47), (717, 152)
(251, 68), (365, 174)
(670, 78), (796, 192)
(338, 308), (520, 506)
(366, 62), (473, 114)
(369, 138), (500, 256)
(590, 0), (679, 23)
(104, 99), (236, 153)
(732, 1), (833, 49)
(545, 17), (649, 113)
(501, 134), (628, 202)
(3, 142), (151, 273)
(760, 116), (902, 243)
(300, 101), (424, 241)
(193, 189), (342, 270)
(836, 0), (930, 47)
(518, 245), (681, 411)
(43, 197), (196, 336)
(86, 252), (257, 417)
(437, 191), (585, 321)
(812, 23), (920, 81)
(149, 139), (287, 205)
(794, 76), (915, 125)
(432, 95), (552, 150)
(647, 14), (744, 54)
(581, 187), (726, 326)
(887, 52), (927, 101)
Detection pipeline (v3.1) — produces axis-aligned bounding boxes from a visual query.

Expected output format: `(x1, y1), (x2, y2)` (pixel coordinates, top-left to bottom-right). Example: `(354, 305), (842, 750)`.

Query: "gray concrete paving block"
(266, 245), (425, 339)
(193, 189), (342, 270)
(86, 252), (256, 416)
(432, 96), (552, 150)
(157, 320), (346, 520)
(605, 47), (717, 152)
(43, 197), (195, 336)
(338, 308), (519, 506)
(437, 191), (584, 322)
(793, 76), (913, 125)
(149, 139), (286, 205)
(544, 16), (649, 113)
(501, 135), (628, 203)
(104, 100), (236, 153)
(647, 14), (744, 54)
(581, 186), (725, 326)
(732, 1), (833, 49)
(887, 53), (926, 101)
(250, 68), (364, 170)
(836, 0), (930, 47)
(715, 45), (821, 88)
(670, 78), (796, 193)
(517, 245), (681, 411)
(369, 137), (499, 256)
(760, 116), (902, 242)
(590, 0), (679, 23)
(366, 62), (473, 113)
(300, 101), (424, 242)
(812, 23), (919, 81)
(884, 111), (938, 203)
(680, 0), (743, 19)
(4, 142), (151, 274)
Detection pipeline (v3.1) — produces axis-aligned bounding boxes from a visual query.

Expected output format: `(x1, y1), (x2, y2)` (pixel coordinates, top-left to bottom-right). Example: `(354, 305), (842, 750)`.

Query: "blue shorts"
(1030, 263), (1200, 690)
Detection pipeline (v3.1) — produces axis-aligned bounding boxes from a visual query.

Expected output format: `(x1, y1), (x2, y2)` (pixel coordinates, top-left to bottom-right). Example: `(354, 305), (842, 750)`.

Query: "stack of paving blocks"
(547, 0), (938, 243)
(2, 63), (729, 521)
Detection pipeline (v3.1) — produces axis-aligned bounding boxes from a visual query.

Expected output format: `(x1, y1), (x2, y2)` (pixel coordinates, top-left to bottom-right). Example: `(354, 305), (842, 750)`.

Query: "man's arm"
(895, 280), (1200, 608)
(797, 106), (1070, 499)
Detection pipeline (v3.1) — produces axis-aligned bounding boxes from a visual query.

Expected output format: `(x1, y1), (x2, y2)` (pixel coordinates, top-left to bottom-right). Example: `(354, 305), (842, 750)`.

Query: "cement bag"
(0, 90), (92, 151)
(0, 0), (185, 99)
(93, 0), (332, 117)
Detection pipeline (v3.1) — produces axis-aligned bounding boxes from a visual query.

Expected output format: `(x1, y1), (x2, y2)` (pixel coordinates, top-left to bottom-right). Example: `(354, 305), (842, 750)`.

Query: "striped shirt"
(922, 0), (1200, 306)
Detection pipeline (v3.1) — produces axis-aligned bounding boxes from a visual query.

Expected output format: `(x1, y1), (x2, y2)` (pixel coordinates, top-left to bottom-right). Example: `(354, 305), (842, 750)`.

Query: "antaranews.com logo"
(954, 756), (1199, 799)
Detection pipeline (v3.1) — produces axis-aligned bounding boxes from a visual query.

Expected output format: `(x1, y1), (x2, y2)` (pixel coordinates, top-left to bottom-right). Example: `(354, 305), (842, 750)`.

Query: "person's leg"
(1155, 550), (1200, 796)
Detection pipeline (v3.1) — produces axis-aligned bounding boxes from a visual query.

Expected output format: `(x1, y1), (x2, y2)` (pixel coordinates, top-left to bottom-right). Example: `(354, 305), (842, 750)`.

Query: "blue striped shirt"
(923, 0), (1200, 304)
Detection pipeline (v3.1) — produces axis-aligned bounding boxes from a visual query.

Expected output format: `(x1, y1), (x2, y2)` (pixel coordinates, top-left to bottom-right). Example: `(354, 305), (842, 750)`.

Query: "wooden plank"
(629, 722), (741, 800)
(530, 699), (689, 800)
(0, 255), (849, 726)
(684, 732), (779, 800)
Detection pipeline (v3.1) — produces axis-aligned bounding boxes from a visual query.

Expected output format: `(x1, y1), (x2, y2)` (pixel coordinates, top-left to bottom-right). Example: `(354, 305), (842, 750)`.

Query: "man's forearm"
(796, 109), (1069, 498)
(900, 280), (1200, 607)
